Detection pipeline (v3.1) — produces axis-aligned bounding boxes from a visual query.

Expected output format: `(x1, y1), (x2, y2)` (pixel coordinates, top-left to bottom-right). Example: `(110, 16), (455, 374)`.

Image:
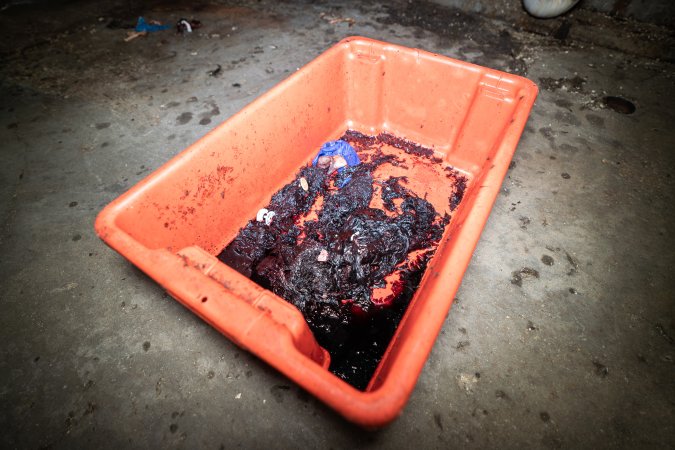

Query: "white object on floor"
(523, 0), (580, 18)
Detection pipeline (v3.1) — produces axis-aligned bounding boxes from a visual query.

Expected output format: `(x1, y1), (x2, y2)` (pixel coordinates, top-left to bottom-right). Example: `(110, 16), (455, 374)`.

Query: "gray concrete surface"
(1, 0), (673, 448)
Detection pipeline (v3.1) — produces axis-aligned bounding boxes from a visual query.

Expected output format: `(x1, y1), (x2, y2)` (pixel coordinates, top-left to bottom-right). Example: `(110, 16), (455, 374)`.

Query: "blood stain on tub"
(194, 165), (234, 200)
(218, 131), (469, 389)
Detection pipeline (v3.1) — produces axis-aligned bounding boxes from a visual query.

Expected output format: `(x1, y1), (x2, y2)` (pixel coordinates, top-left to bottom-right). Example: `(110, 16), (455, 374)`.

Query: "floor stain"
(586, 113), (605, 127)
(655, 323), (673, 344)
(495, 389), (509, 400)
(519, 216), (531, 229)
(539, 126), (555, 144)
(593, 359), (609, 378)
(565, 252), (579, 276)
(511, 267), (540, 286)
(434, 413), (443, 430)
(270, 384), (291, 403)
(455, 341), (470, 351)
(603, 96), (636, 114)
(176, 112), (193, 125)
(199, 100), (221, 126)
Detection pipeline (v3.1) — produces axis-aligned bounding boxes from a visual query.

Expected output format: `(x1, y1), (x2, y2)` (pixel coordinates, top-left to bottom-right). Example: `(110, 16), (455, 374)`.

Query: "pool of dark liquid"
(217, 130), (467, 389)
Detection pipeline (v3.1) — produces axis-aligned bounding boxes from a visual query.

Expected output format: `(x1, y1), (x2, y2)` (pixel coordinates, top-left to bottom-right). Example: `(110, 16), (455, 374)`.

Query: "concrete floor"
(1, 0), (674, 448)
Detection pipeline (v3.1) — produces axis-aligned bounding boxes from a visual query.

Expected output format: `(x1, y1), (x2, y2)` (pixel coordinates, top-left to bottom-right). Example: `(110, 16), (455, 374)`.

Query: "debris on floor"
(123, 17), (170, 41)
(134, 17), (170, 33)
(319, 12), (356, 26)
(124, 31), (147, 42)
(177, 18), (202, 34)
(207, 64), (222, 77)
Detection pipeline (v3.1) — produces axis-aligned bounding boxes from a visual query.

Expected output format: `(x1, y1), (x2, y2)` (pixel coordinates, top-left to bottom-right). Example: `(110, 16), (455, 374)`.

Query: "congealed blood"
(218, 131), (466, 389)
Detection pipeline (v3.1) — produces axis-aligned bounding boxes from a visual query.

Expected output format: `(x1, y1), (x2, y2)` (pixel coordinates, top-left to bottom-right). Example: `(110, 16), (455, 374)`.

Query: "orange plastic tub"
(95, 37), (537, 427)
